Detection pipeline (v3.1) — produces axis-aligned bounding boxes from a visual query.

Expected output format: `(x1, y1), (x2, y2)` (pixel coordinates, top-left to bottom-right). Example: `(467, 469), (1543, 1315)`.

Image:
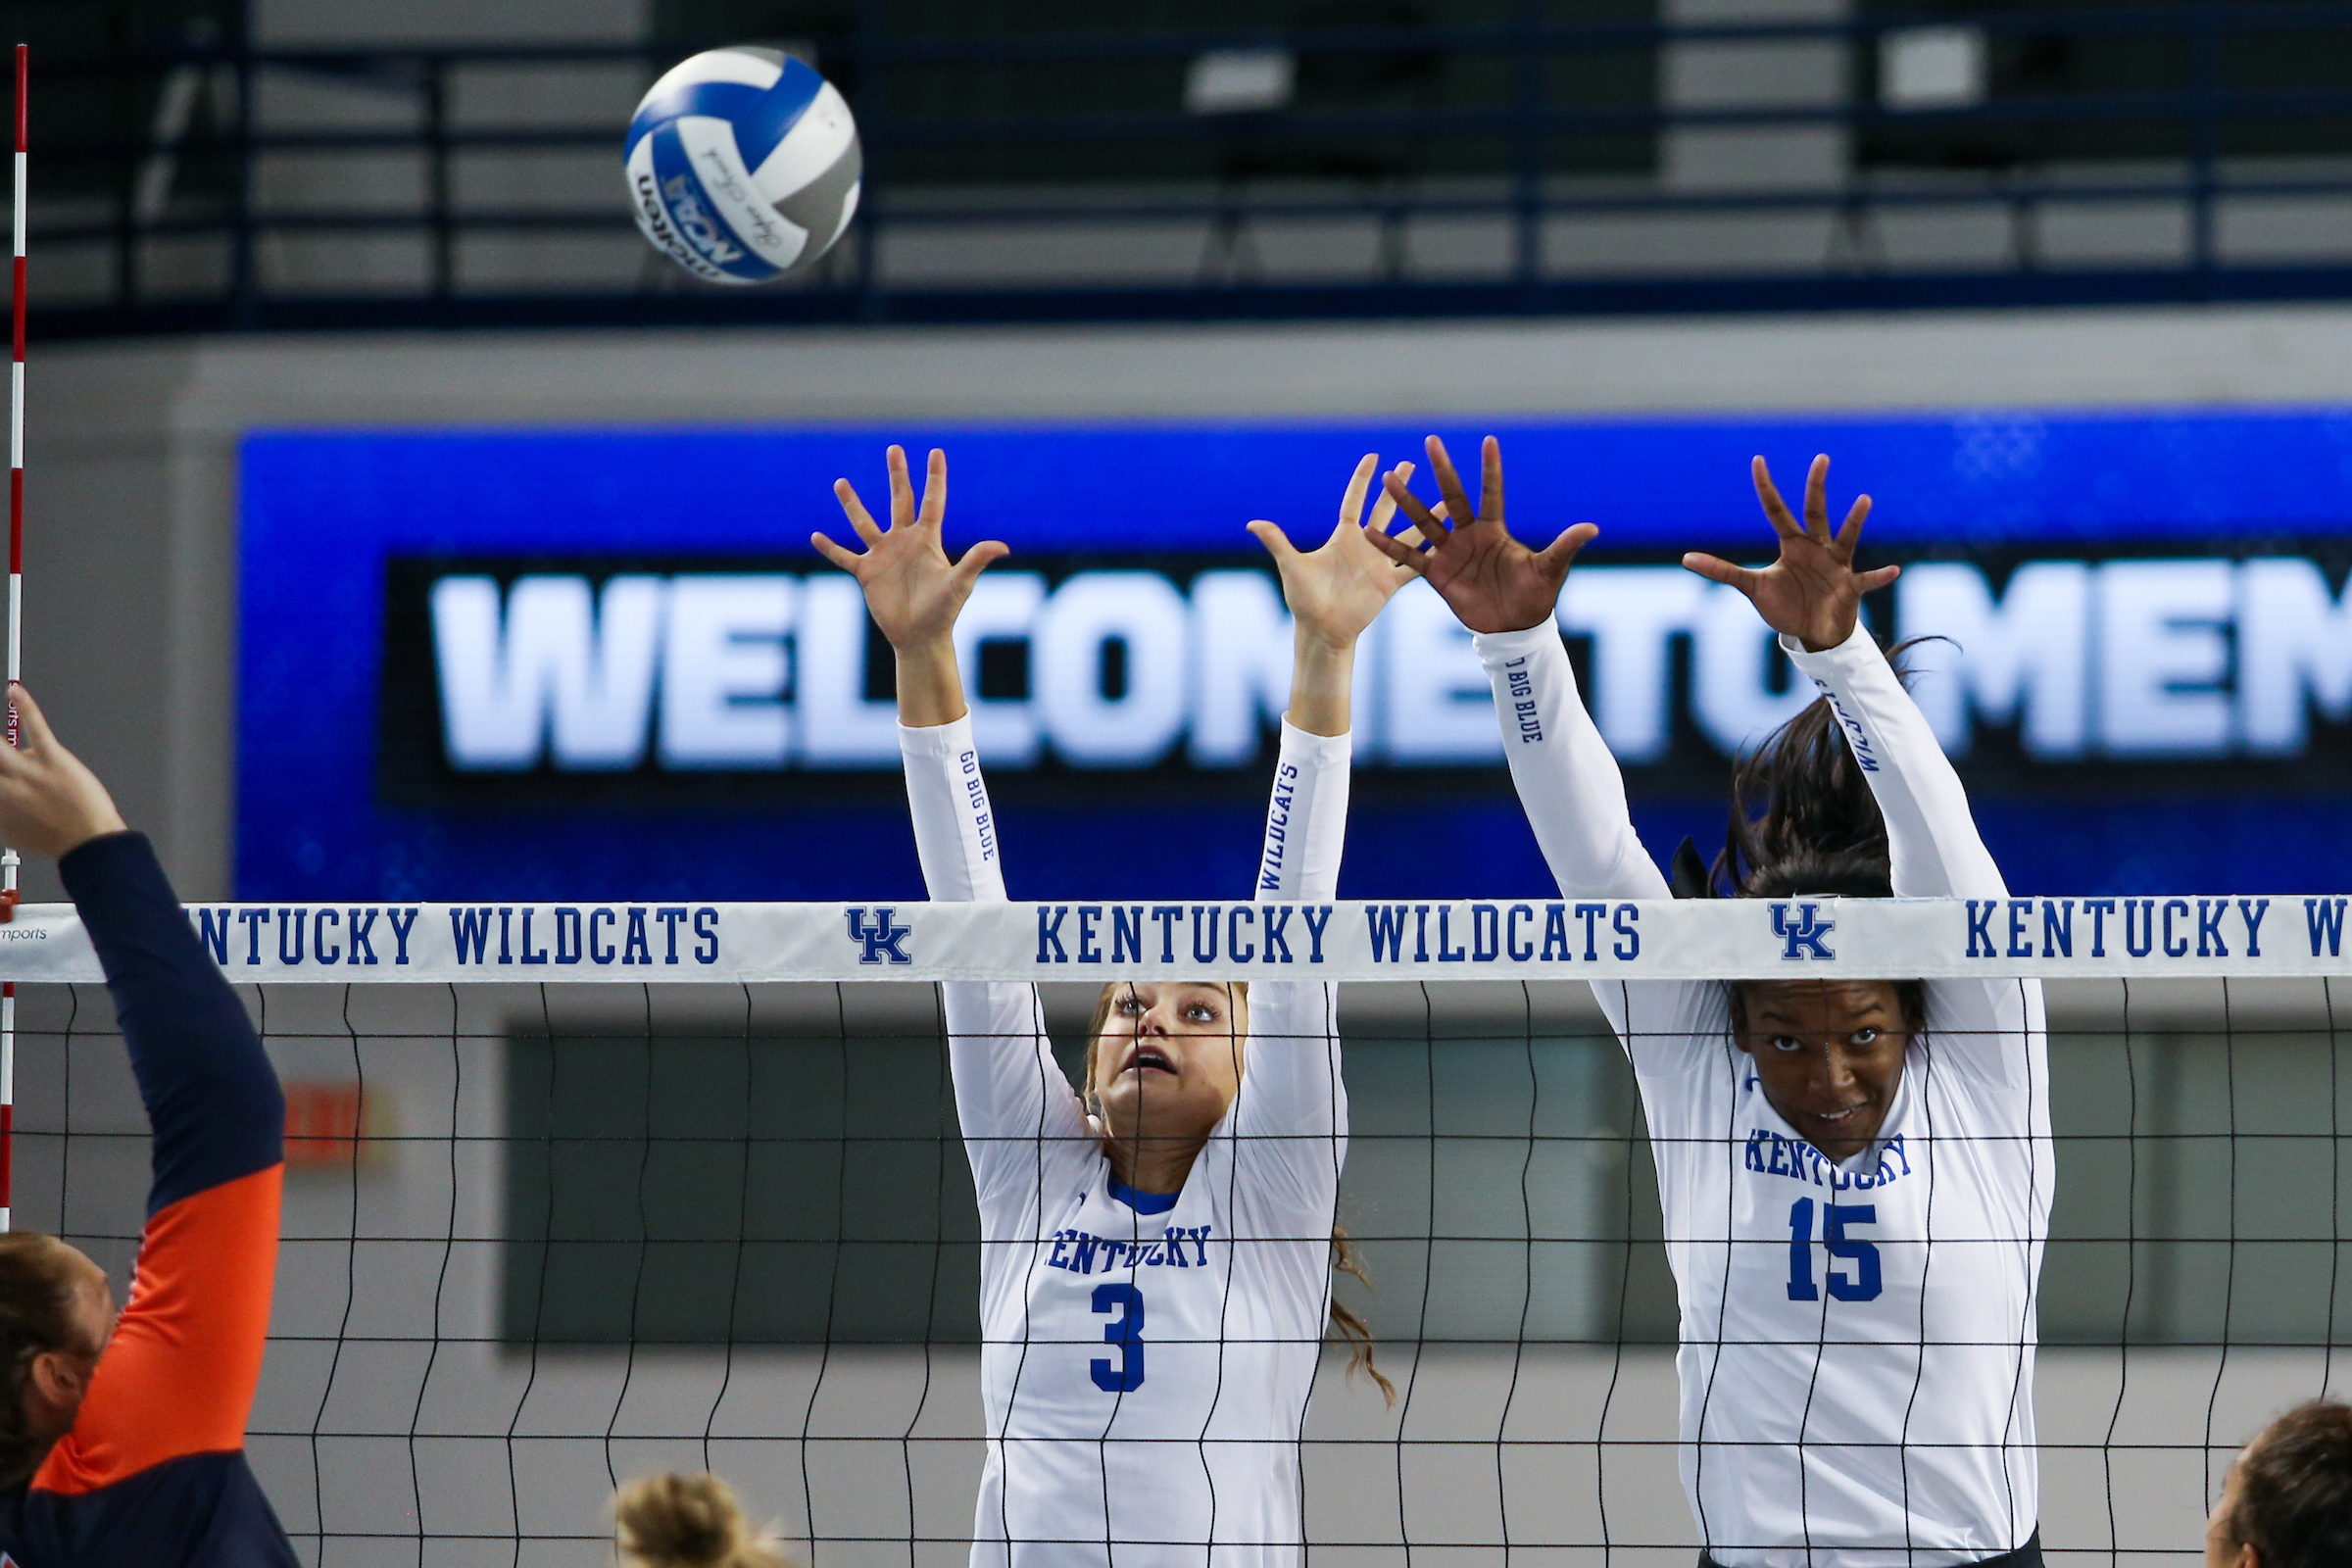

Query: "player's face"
(1733, 979), (1912, 1162)
(1091, 982), (1245, 1148)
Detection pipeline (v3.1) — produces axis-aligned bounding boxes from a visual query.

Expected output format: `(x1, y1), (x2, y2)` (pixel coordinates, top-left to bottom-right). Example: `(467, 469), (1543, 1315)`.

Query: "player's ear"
(27, 1345), (87, 1412)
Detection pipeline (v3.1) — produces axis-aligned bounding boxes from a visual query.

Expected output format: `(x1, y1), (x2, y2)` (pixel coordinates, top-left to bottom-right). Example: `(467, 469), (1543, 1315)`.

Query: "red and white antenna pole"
(3, 42), (28, 1233)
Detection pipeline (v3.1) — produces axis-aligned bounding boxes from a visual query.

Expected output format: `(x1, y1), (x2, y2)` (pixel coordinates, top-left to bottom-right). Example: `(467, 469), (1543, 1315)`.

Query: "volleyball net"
(9, 894), (2348, 1566)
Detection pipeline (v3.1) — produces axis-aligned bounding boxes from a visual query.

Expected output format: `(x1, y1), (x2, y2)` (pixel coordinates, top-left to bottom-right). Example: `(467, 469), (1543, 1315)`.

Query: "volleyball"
(623, 46), (862, 284)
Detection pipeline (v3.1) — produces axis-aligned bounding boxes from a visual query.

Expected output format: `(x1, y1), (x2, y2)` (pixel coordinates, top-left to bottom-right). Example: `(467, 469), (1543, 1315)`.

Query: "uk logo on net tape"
(0, 895), (2337, 984)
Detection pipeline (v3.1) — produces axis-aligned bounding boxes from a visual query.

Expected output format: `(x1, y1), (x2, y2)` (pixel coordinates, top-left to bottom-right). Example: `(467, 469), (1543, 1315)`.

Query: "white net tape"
(0, 896), (2335, 985)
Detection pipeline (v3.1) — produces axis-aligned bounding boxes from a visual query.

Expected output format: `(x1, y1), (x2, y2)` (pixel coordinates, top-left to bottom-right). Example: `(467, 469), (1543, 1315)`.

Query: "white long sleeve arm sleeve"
(1784, 622), (2007, 900)
(901, 716), (1090, 1227)
(1473, 624), (1674, 902)
(1787, 624), (2042, 1086)
(1474, 623), (1721, 1072)
(1226, 719), (1348, 1199)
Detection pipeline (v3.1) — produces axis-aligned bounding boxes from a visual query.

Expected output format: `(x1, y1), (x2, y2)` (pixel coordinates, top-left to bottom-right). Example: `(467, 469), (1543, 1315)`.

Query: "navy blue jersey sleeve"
(58, 832), (283, 1217)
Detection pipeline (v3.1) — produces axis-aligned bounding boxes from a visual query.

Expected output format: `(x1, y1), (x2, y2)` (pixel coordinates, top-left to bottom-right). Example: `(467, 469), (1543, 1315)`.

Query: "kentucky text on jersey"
(1962, 897), (2271, 958)
(1744, 1129), (1915, 1191)
(1046, 1226), (1215, 1274)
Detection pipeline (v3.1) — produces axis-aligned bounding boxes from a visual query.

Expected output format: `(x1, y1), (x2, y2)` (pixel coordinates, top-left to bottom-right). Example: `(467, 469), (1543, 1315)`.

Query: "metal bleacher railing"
(25, 4), (2352, 337)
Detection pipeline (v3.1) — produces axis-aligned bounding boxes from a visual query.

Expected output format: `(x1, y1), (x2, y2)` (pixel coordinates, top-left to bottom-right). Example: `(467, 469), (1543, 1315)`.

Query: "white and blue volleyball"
(625, 47), (861, 284)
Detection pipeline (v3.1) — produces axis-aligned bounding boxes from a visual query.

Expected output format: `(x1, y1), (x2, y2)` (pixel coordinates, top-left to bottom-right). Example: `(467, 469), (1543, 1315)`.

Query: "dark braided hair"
(0, 1232), (89, 1490)
(1681, 640), (1936, 1032)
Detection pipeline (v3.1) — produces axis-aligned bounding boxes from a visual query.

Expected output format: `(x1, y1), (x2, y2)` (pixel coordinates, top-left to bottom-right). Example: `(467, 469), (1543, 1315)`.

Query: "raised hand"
(814, 445), (1008, 654)
(1247, 454), (1419, 653)
(1369, 434), (1598, 634)
(1246, 454), (1422, 738)
(1682, 454), (1897, 653)
(0, 684), (125, 860)
(814, 445), (1007, 727)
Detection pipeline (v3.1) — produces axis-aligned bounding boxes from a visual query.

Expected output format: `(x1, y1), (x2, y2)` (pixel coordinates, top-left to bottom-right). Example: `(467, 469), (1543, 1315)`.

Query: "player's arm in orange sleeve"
(0, 687), (287, 1492)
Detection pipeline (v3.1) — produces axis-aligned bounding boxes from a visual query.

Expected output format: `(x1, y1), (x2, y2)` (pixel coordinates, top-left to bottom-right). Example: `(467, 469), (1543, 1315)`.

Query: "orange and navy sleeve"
(31, 831), (285, 1497)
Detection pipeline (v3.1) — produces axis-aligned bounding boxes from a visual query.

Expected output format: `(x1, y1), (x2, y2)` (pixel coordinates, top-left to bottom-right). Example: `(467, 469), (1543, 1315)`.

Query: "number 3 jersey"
(901, 715), (1351, 1568)
(1475, 622), (2052, 1568)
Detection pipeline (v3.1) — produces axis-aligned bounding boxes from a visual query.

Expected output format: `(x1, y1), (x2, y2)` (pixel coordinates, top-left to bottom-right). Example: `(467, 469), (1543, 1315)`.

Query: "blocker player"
(0, 685), (298, 1565)
(816, 445), (1408, 1568)
(1375, 442), (2050, 1567)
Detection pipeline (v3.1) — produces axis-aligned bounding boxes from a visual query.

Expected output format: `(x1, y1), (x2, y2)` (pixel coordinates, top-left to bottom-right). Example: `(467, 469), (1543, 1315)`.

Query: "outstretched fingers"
(1750, 456), (1802, 541)
(1365, 483), (1444, 571)
(1478, 435), (1503, 524)
(1833, 492), (1874, 557)
(1536, 521), (1601, 574)
(1381, 467), (1446, 542)
(1363, 523), (1425, 572)
(951, 538), (1010, 587)
(1682, 551), (1761, 594)
(916, 447), (949, 531)
(1857, 563), (1901, 593)
(1427, 435), (1477, 534)
(1336, 453), (1379, 532)
(1247, 518), (1301, 564)
(885, 444), (916, 531)
(833, 477), (886, 547)
(0, 687), (33, 776)
(1362, 459), (1414, 538)
(1800, 454), (1834, 542)
(809, 530), (863, 572)
(6, 684), (54, 757)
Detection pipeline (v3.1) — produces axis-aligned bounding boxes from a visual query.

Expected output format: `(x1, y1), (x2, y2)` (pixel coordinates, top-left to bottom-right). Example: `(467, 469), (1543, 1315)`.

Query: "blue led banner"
(239, 411), (2352, 903)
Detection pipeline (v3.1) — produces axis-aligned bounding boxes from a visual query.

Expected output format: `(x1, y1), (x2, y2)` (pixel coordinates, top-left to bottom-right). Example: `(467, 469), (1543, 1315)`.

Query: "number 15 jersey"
(1476, 622), (2052, 1568)
(902, 715), (1351, 1568)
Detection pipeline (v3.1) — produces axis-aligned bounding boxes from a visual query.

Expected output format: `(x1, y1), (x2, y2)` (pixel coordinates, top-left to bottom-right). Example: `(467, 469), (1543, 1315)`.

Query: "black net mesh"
(13, 972), (2343, 1565)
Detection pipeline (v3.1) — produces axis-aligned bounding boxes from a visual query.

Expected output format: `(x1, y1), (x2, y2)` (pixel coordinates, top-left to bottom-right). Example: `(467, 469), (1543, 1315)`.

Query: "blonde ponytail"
(1328, 1223), (1396, 1404)
(614, 1473), (791, 1568)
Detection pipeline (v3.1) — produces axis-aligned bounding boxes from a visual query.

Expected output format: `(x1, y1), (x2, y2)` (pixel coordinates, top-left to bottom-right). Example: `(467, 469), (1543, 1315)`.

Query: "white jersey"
(902, 715), (1350, 1568)
(1475, 622), (2051, 1568)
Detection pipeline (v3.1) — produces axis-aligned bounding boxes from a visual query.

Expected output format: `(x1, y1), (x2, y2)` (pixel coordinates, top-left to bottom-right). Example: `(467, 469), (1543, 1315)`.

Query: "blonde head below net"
(613, 1473), (792, 1568)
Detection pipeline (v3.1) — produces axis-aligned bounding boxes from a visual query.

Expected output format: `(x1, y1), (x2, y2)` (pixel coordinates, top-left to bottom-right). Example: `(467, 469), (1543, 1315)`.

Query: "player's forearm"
(1474, 625), (1670, 901)
(60, 832), (284, 1214)
(1284, 625), (1355, 738)
(900, 713), (1007, 903)
(893, 633), (966, 729)
(1785, 624), (2008, 900)
(1255, 720), (1348, 902)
